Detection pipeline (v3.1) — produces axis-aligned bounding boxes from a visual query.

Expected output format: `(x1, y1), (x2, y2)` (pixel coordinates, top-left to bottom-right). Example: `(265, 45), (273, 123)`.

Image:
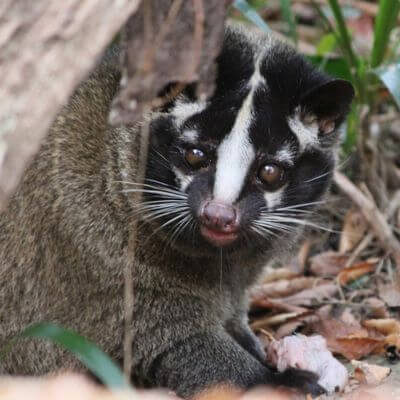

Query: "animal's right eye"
(258, 163), (286, 190)
(185, 148), (208, 170)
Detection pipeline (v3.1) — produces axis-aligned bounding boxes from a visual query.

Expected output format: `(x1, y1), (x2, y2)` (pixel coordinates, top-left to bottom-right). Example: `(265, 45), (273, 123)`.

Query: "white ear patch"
(173, 167), (193, 191)
(172, 100), (207, 128)
(287, 108), (319, 151)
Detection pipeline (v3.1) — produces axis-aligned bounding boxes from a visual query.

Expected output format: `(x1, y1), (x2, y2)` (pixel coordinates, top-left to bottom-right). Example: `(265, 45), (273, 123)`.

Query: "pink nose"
(200, 201), (238, 233)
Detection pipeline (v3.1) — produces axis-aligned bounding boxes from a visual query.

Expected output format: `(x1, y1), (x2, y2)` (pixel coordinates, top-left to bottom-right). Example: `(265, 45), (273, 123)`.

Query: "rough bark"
(110, 0), (229, 125)
(0, 0), (141, 209)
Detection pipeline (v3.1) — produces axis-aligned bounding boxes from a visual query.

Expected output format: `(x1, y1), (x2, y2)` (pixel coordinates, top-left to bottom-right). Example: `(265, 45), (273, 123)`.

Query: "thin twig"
(346, 190), (400, 266)
(334, 172), (400, 271)
(123, 106), (152, 380)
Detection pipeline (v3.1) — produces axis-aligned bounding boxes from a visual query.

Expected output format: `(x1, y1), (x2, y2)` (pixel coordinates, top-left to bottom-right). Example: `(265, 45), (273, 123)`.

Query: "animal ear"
(299, 79), (354, 137)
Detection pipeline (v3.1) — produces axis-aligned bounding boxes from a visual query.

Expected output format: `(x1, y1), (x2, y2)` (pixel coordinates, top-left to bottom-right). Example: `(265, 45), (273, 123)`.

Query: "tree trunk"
(0, 0), (141, 209)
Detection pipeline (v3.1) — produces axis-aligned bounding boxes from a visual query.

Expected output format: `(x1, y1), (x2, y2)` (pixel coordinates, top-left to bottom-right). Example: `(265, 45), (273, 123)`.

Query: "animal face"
(136, 26), (354, 256)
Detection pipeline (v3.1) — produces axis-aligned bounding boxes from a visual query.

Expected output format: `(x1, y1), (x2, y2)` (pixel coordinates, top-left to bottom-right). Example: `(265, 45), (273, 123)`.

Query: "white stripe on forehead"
(213, 58), (265, 204)
(287, 107), (319, 152)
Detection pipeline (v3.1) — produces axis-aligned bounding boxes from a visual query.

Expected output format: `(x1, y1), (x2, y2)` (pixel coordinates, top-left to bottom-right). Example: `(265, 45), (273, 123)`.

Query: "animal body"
(0, 24), (353, 397)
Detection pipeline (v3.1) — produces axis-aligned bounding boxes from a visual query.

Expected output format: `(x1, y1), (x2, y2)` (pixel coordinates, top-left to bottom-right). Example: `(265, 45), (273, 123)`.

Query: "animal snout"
(200, 201), (238, 233)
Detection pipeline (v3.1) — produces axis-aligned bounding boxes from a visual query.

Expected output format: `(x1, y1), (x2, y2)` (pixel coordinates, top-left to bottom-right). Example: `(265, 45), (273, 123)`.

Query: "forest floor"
(1, 1), (400, 399)
(243, 0), (400, 397)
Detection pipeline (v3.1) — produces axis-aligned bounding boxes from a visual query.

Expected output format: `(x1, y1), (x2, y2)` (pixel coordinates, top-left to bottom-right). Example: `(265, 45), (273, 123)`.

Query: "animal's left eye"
(258, 164), (285, 188)
(185, 148), (208, 170)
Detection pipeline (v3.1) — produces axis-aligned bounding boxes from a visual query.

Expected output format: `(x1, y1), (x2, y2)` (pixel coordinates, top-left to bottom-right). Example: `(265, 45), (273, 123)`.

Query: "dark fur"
(0, 25), (353, 397)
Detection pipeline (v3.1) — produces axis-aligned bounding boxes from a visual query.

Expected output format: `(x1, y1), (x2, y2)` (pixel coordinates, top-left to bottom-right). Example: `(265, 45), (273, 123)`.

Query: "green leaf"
(374, 62), (400, 108)
(19, 323), (128, 389)
(307, 55), (353, 81)
(327, 0), (365, 102)
(279, 0), (298, 45)
(316, 33), (337, 56)
(370, 0), (400, 68)
(233, 0), (271, 32)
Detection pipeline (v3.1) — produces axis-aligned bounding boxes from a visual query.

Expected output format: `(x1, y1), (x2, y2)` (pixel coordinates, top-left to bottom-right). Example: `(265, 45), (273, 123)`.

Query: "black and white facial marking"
(133, 25), (354, 255)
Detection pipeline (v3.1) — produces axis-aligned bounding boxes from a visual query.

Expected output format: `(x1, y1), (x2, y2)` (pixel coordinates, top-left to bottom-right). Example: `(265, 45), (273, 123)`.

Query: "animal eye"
(185, 148), (208, 169)
(259, 164), (285, 187)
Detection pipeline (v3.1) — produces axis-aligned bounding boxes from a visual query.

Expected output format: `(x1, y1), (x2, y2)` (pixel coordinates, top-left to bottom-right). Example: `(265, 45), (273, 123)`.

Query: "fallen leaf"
(279, 283), (338, 306)
(336, 337), (383, 360)
(275, 320), (305, 339)
(337, 260), (377, 286)
(260, 266), (299, 284)
(351, 360), (391, 385)
(310, 251), (349, 277)
(251, 277), (324, 299)
(378, 281), (400, 307)
(313, 318), (384, 360)
(250, 311), (309, 330)
(267, 334), (348, 394)
(362, 298), (390, 319)
(340, 308), (359, 326)
(339, 208), (368, 253)
(251, 297), (307, 314)
(363, 318), (400, 335)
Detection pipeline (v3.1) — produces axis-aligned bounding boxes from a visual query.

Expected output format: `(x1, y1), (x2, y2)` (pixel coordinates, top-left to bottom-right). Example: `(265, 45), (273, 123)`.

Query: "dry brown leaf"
(351, 360), (391, 385)
(260, 267), (299, 284)
(250, 311), (309, 330)
(309, 251), (349, 277)
(363, 318), (400, 335)
(343, 384), (400, 400)
(279, 283), (338, 306)
(0, 374), (171, 400)
(251, 277), (324, 299)
(385, 333), (400, 349)
(378, 282), (400, 307)
(337, 260), (377, 286)
(194, 385), (242, 400)
(275, 320), (305, 339)
(335, 337), (384, 360)
(312, 318), (384, 360)
(339, 208), (368, 253)
(362, 298), (390, 319)
(251, 297), (308, 314)
(340, 308), (359, 326)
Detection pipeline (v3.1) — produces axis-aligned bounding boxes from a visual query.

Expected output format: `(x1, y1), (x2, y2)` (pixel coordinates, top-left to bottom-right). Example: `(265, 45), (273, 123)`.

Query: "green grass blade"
(328, 0), (359, 68)
(374, 61), (400, 108)
(370, 0), (400, 68)
(19, 323), (128, 389)
(233, 0), (271, 32)
(327, 0), (365, 102)
(279, 0), (298, 45)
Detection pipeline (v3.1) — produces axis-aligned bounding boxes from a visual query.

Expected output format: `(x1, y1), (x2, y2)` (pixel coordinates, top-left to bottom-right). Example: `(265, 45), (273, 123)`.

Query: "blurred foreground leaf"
(316, 33), (337, 56)
(20, 323), (127, 389)
(374, 62), (400, 108)
(233, 0), (271, 32)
